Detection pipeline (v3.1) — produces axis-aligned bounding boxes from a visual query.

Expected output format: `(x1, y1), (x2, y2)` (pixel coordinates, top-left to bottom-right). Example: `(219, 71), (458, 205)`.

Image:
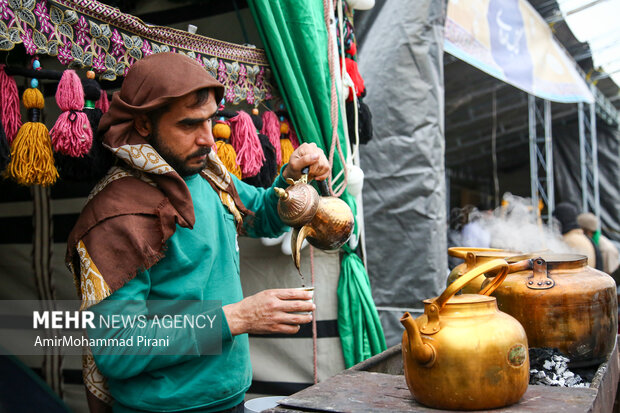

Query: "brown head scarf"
(65, 53), (251, 412)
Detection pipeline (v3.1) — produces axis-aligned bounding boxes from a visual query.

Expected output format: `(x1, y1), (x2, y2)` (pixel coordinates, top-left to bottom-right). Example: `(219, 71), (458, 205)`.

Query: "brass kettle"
(401, 259), (529, 410)
(485, 253), (618, 367)
(275, 167), (354, 271)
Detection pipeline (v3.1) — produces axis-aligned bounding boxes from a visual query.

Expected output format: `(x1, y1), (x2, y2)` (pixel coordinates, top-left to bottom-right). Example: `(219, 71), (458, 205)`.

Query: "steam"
(456, 193), (573, 255)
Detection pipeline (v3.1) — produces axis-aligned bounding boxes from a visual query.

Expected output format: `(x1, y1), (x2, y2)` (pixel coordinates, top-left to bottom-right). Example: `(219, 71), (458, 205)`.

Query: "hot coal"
(529, 348), (588, 387)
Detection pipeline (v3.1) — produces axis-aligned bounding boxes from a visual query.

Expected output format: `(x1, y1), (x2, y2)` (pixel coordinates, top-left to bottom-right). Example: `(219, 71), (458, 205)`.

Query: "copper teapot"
(401, 259), (529, 410)
(275, 167), (354, 271)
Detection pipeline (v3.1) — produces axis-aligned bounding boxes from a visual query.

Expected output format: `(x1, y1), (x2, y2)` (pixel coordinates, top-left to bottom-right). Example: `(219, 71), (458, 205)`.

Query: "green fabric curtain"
(248, 0), (386, 368)
(338, 245), (387, 368)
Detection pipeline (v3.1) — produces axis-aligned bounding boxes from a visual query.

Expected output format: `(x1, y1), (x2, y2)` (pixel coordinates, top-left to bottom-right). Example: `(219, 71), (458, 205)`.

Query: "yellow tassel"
(23, 87), (44, 109)
(5, 88), (58, 186)
(213, 122), (231, 139)
(216, 140), (242, 180)
(7, 122), (58, 186)
(280, 138), (295, 169)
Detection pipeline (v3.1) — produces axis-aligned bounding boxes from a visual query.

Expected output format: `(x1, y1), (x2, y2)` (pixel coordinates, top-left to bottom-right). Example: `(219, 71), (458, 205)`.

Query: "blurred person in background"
(578, 212), (619, 275)
(553, 202), (598, 269)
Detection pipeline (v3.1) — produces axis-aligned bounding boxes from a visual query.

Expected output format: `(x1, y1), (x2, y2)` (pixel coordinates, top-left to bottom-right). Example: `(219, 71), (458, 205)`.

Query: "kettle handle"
(448, 247), (505, 259)
(436, 259), (509, 309)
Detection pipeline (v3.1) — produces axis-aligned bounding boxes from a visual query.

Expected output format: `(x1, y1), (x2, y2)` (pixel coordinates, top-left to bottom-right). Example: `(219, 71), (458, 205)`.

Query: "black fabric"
(553, 202), (581, 234)
(346, 98), (373, 145)
(0, 118), (10, 173)
(554, 119), (620, 243)
(55, 109), (115, 183)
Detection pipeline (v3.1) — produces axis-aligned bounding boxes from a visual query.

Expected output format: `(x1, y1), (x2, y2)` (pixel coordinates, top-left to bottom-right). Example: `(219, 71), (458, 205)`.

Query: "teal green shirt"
(89, 172), (289, 412)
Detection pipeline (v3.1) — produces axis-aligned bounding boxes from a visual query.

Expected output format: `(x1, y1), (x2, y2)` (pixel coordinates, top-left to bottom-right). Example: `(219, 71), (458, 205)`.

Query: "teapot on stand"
(275, 167), (354, 271)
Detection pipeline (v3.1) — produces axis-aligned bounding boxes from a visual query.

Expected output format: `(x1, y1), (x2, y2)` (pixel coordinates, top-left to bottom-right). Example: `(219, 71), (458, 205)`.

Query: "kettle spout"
(400, 312), (435, 367)
(274, 187), (288, 200)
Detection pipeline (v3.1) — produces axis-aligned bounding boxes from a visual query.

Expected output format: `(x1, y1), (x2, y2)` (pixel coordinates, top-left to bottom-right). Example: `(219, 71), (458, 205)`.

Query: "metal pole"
(544, 100), (554, 223)
(578, 102), (587, 212)
(590, 102), (601, 227)
(528, 95), (538, 213)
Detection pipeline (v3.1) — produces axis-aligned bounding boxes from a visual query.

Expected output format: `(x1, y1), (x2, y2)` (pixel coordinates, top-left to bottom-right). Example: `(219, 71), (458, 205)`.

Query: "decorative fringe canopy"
(50, 70), (93, 157)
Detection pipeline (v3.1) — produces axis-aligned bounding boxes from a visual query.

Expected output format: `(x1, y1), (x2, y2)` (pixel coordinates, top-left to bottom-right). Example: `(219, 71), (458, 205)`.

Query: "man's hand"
(282, 143), (330, 182)
(223, 289), (315, 335)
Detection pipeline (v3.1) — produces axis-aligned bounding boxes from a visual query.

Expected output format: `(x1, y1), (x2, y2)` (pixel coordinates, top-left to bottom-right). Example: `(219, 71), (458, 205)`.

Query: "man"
(577, 212), (619, 275)
(553, 202), (597, 268)
(66, 52), (331, 413)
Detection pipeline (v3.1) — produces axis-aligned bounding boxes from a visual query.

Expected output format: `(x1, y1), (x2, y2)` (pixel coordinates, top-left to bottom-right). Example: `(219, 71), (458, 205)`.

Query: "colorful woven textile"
(0, 0), (272, 105)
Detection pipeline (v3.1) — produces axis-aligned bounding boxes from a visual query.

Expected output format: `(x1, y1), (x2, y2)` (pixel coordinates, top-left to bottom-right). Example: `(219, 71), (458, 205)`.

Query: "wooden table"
(267, 338), (619, 413)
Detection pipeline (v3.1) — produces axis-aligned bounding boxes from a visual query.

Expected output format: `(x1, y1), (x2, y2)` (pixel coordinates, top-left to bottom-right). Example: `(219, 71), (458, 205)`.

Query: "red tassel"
(229, 111), (265, 178)
(50, 70), (93, 157)
(0, 64), (22, 142)
(95, 89), (110, 113)
(345, 57), (365, 102)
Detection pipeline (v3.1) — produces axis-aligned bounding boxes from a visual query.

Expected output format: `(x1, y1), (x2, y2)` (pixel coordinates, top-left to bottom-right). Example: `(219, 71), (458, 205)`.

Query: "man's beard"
(150, 132), (210, 177)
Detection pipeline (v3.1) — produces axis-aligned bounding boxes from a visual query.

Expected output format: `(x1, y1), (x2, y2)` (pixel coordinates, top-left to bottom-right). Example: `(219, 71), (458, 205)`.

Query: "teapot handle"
(301, 166), (332, 197)
(436, 259), (509, 309)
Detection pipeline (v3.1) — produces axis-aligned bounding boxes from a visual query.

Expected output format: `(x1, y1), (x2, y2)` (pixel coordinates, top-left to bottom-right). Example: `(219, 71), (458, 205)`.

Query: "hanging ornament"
(279, 115), (295, 168)
(0, 64), (22, 142)
(244, 108), (277, 188)
(6, 59), (58, 186)
(213, 113), (242, 180)
(55, 77), (114, 181)
(50, 70), (93, 157)
(261, 110), (282, 166)
(229, 110), (265, 179)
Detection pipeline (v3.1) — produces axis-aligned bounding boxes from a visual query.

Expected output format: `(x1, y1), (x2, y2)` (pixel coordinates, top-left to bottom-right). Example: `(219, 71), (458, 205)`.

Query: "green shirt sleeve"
(87, 269), (231, 380)
(233, 166), (290, 238)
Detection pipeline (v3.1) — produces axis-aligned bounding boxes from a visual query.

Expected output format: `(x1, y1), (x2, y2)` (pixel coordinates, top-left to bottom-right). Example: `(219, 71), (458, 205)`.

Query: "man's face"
(148, 90), (218, 177)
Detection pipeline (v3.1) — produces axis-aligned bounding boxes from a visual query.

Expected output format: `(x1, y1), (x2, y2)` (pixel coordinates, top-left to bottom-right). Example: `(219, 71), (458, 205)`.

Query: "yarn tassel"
(6, 88), (58, 186)
(284, 118), (300, 149)
(95, 89), (110, 113)
(279, 117), (295, 168)
(261, 111), (282, 166)
(0, 64), (23, 142)
(55, 78), (114, 181)
(0, 118), (11, 173)
(213, 119), (242, 179)
(244, 113), (277, 188)
(229, 111), (265, 178)
(51, 70), (93, 157)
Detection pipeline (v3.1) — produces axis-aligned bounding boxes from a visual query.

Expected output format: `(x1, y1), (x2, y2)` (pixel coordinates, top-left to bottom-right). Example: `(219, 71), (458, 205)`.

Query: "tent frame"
(529, 96), (555, 223)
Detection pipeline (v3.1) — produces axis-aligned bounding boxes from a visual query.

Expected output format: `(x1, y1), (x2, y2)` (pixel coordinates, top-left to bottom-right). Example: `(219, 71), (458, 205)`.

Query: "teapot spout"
(400, 312), (435, 367)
